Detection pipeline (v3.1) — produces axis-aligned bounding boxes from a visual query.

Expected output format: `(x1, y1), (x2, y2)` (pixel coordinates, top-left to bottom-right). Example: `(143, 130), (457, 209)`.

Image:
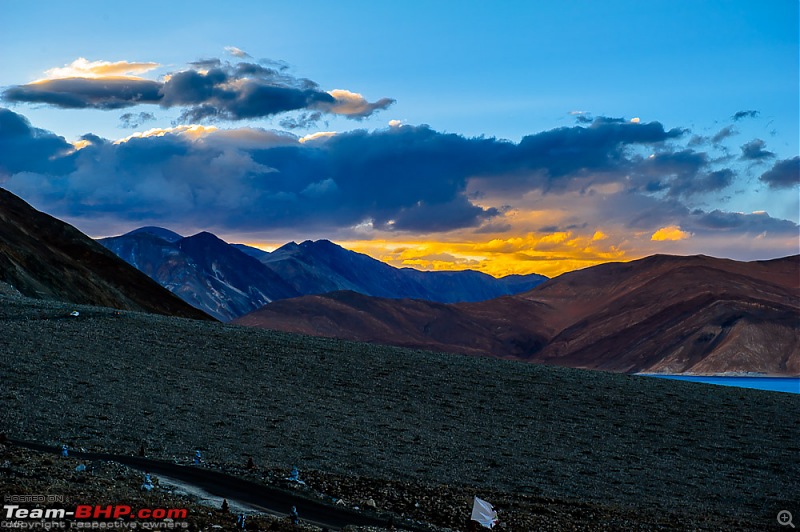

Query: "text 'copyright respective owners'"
(778, 510), (795, 528)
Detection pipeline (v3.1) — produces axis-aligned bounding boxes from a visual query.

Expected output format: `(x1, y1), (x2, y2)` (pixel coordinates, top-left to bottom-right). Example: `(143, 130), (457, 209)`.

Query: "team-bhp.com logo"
(2, 503), (188, 529)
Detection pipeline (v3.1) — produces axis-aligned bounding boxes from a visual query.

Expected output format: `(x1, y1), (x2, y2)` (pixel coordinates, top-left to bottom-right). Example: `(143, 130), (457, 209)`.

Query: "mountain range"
(1, 185), (796, 375)
(99, 228), (548, 321)
(234, 253), (800, 375)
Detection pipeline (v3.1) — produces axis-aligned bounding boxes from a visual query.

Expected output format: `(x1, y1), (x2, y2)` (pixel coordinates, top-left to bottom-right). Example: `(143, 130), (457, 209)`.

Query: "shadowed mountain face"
(101, 230), (299, 321)
(235, 254), (800, 375)
(102, 230), (547, 320)
(0, 188), (212, 320)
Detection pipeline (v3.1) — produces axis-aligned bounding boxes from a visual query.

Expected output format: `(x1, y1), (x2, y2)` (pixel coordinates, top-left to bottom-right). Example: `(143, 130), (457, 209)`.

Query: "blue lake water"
(640, 375), (800, 394)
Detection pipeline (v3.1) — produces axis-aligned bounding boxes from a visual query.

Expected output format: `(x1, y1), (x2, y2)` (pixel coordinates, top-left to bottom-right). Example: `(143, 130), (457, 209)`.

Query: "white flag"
(471, 496), (498, 528)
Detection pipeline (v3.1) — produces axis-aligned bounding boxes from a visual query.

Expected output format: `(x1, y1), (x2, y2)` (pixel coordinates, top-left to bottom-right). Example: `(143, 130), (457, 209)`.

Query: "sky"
(0, 1), (798, 278)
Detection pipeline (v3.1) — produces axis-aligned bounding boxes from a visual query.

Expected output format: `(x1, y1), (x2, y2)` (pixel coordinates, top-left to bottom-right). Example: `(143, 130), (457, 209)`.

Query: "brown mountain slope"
(0, 188), (212, 320)
(234, 254), (800, 374)
(234, 289), (550, 356)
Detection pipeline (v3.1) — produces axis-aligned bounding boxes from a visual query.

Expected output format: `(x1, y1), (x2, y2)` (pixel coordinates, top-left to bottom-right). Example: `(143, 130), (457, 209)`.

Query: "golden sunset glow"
(299, 131), (337, 143)
(239, 232), (631, 278)
(651, 225), (692, 241)
(69, 139), (92, 151)
(113, 125), (219, 144)
(41, 58), (159, 80)
(326, 89), (375, 116)
(338, 231), (629, 278)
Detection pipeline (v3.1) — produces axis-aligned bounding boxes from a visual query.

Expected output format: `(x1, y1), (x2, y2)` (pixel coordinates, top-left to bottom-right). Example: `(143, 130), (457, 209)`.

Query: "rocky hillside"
(0, 188), (211, 320)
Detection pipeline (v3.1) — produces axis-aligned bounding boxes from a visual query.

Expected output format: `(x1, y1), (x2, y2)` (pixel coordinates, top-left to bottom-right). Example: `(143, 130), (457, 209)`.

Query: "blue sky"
(0, 1), (797, 276)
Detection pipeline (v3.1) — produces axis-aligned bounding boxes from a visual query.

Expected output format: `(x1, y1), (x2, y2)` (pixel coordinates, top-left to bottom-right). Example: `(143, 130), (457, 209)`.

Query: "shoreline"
(636, 372), (798, 377)
(636, 373), (800, 394)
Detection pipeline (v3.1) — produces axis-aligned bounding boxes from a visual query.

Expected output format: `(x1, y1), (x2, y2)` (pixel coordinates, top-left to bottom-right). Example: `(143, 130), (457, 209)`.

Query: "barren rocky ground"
(1, 292), (798, 530)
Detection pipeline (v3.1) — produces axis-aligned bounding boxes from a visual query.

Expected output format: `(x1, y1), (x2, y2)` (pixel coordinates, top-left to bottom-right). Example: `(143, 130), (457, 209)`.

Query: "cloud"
(0, 109), (495, 234)
(224, 46), (251, 58)
(2, 57), (394, 122)
(711, 125), (737, 144)
(740, 139), (775, 160)
(759, 156), (800, 189)
(633, 150), (710, 197)
(478, 117), (686, 194)
(732, 110), (759, 121)
(319, 89), (395, 119)
(651, 225), (691, 241)
(298, 131), (337, 143)
(569, 111), (593, 124)
(1, 108), (797, 251)
(0, 108), (76, 176)
(113, 124), (220, 144)
(279, 111), (324, 130)
(119, 111), (156, 129)
(3, 78), (163, 110)
(43, 57), (160, 79)
(687, 209), (798, 234)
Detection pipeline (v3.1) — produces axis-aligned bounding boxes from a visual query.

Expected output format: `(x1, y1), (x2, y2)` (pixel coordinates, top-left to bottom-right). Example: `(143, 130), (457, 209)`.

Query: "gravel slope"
(1, 293), (797, 530)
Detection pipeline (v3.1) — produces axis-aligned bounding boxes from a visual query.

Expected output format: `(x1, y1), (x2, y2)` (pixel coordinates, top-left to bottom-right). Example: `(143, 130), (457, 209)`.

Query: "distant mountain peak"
(181, 231), (233, 249)
(186, 230), (220, 240)
(125, 226), (183, 243)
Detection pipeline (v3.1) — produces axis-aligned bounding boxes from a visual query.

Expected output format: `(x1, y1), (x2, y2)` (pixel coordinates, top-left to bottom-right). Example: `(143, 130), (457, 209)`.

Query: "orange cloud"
(114, 125), (218, 144)
(651, 225), (692, 241)
(42, 58), (159, 80)
(299, 131), (337, 144)
(320, 89), (394, 118)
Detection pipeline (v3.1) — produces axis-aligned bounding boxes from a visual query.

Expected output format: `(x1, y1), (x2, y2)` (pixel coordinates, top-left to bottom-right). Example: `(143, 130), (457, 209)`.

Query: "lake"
(640, 375), (800, 394)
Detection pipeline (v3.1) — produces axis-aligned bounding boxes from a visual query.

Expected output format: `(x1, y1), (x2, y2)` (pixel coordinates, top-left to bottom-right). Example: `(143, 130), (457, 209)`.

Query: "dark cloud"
(3, 78), (162, 109)
(279, 112), (324, 130)
(189, 58), (223, 69)
(0, 109), (495, 233)
(732, 110), (759, 121)
(740, 139), (775, 160)
(568, 111), (593, 124)
(2, 58), (393, 122)
(629, 150), (735, 198)
(702, 169), (735, 191)
(759, 157), (800, 189)
(688, 209), (798, 234)
(473, 221), (512, 234)
(1, 108), (796, 241)
(80, 133), (106, 145)
(711, 125), (737, 144)
(687, 134), (707, 147)
(162, 67), (335, 122)
(119, 111), (156, 129)
(0, 108), (75, 176)
(484, 118), (686, 194)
